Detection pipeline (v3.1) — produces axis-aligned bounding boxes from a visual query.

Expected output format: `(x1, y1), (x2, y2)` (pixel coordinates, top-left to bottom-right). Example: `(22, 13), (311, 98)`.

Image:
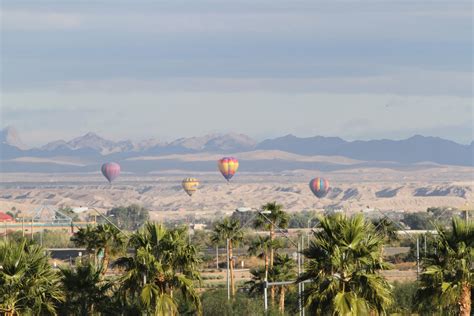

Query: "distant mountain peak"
(3, 130), (471, 168)
(40, 131), (134, 155)
(168, 133), (257, 152)
(408, 134), (432, 140)
(203, 133), (257, 152)
(69, 132), (108, 144)
(1, 126), (27, 149)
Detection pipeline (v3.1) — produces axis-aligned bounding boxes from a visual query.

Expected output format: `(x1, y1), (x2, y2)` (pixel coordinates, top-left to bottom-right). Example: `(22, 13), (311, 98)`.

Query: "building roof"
(0, 212), (14, 222)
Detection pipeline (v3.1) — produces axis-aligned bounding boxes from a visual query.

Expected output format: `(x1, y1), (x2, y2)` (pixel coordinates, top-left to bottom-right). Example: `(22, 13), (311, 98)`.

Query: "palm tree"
(248, 235), (272, 279)
(160, 225), (202, 281)
(59, 263), (114, 316)
(247, 235), (282, 290)
(299, 214), (393, 315)
(211, 217), (243, 297)
(254, 202), (289, 267)
(0, 239), (64, 315)
(114, 222), (202, 315)
(273, 254), (297, 314)
(71, 224), (126, 274)
(245, 253), (296, 314)
(210, 237), (223, 270)
(254, 202), (289, 303)
(416, 218), (473, 316)
(246, 266), (268, 296)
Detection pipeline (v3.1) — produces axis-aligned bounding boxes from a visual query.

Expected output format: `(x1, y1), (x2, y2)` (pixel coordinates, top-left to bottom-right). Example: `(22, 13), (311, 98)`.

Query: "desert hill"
(1, 167), (472, 217)
(1, 128), (473, 217)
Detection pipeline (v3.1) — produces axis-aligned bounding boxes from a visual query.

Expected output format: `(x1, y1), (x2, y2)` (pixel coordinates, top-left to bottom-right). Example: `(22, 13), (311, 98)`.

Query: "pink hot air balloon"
(101, 162), (121, 183)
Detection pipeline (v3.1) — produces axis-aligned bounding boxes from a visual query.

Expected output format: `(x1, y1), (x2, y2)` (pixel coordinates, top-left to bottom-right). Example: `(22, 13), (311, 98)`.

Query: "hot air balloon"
(182, 177), (199, 197)
(218, 157), (239, 182)
(309, 177), (329, 198)
(101, 162), (121, 183)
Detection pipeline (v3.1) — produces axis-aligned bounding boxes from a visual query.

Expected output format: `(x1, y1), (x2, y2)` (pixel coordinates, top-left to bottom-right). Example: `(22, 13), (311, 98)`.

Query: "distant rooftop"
(0, 212), (14, 222)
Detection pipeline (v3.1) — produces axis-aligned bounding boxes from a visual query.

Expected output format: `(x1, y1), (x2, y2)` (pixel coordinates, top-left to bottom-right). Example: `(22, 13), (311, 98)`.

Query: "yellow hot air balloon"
(182, 177), (199, 197)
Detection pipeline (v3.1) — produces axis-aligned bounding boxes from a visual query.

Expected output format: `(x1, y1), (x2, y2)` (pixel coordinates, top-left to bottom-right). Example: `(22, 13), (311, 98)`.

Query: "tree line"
(0, 202), (472, 315)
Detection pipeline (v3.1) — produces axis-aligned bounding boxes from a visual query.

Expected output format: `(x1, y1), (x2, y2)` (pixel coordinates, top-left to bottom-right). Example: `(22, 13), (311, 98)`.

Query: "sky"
(1, 0), (473, 146)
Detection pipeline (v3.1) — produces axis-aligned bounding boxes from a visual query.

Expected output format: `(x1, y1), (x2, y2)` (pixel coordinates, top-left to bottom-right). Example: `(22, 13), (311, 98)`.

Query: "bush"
(36, 230), (74, 248)
(8, 230), (73, 248)
(202, 274), (224, 280)
(287, 210), (319, 228)
(202, 289), (280, 316)
(105, 204), (149, 231)
(401, 212), (433, 230)
(388, 281), (417, 314)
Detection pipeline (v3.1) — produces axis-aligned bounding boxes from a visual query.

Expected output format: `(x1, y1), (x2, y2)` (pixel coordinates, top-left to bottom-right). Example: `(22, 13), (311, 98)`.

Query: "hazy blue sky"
(1, 1), (472, 145)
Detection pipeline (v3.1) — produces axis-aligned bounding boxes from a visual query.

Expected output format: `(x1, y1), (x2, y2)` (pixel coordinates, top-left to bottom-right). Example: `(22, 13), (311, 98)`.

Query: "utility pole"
(301, 235), (305, 316)
(231, 208), (272, 303)
(264, 264), (268, 311)
(416, 237), (420, 279)
(424, 234), (427, 256)
(298, 241), (302, 316)
(216, 245), (219, 270)
(257, 210), (302, 315)
(143, 258), (147, 285)
(226, 238), (230, 301)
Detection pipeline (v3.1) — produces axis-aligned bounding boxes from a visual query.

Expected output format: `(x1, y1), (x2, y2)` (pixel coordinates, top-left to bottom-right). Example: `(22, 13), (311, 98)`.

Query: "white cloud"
(1, 1), (471, 145)
(2, 2), (470, 42)
(1, 9), (82, 30)
(2, 89), (471, 145)
(54, 10), (472, 42)
(7, 67), (469, 97)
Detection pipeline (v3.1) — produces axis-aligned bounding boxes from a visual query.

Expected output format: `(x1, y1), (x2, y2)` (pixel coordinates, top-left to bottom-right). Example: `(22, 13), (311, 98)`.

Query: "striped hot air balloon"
(218, 157), (239, 182)
(101, 162), (121, 183)
(309, 177), (329, 198)
(182, 177), (199, 197)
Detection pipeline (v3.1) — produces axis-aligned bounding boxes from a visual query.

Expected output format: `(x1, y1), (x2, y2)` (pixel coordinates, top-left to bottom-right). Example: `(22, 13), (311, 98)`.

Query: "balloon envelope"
(182, 177), (199, 197)
(218, 157), (239, 181)
(101, 162), (121, 183)
(309, 178), (329, 198)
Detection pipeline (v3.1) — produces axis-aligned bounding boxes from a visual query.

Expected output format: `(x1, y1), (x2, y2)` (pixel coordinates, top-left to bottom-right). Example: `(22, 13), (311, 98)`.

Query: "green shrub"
(388, 281), (417, 315)
(201, 289), (280, 316)
(202, 274), (224, 280)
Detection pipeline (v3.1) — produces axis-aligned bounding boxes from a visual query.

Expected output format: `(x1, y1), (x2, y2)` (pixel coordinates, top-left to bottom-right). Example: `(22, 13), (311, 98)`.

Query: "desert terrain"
(1, 164), (472, 221)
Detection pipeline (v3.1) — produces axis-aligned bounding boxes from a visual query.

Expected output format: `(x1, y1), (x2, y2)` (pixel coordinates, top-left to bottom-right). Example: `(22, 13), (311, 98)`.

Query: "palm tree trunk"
(279, 286), (286, 314)
(269, 227), (275, 305)
(101, 247), (109, 275)
(3, 308), (14, 316)
(216, 245), (219, 269)
(229, 240), (235, 297)
(460, 281), (471, 316)
(269, 227), (274, 267)
(81, 299), (88, 316)
(271, 283), (276, 305)
(264, 252), (269, 278)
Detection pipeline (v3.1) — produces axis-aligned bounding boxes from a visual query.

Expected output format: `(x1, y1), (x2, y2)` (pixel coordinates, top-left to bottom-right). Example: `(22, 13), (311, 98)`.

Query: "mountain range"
(1, 126), (473, 173)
